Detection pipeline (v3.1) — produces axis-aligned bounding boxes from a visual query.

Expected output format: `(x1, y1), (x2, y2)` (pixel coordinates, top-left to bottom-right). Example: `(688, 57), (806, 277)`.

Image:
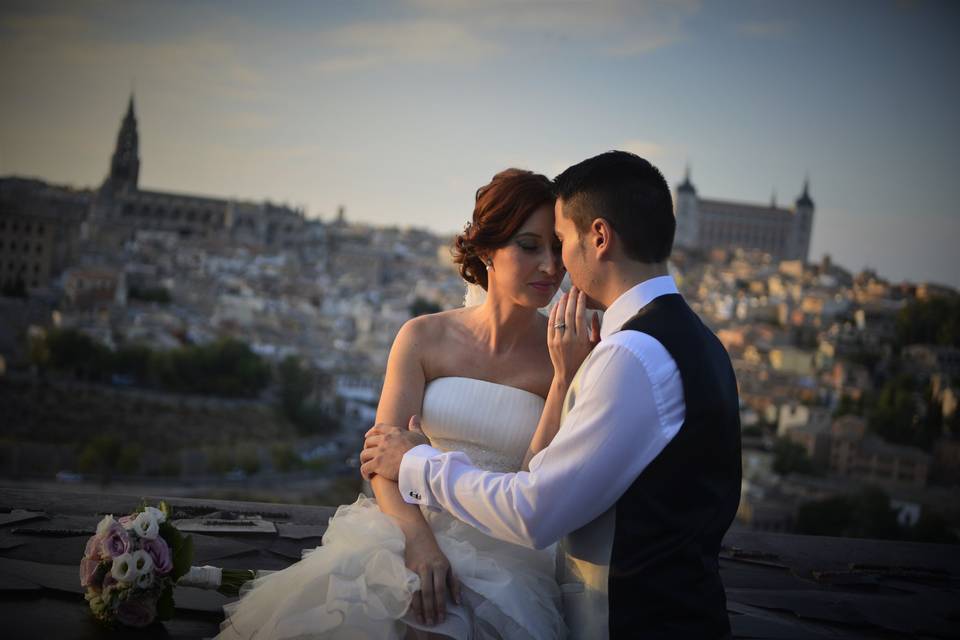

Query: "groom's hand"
(361, 415), (429, 481)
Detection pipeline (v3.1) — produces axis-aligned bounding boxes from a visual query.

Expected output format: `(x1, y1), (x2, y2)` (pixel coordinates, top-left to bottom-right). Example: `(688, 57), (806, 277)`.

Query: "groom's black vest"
(608, 294), (741, 639)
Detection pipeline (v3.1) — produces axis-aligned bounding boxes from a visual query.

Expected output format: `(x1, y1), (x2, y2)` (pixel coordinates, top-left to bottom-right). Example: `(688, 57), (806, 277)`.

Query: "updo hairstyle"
(452, 168), (555, 290)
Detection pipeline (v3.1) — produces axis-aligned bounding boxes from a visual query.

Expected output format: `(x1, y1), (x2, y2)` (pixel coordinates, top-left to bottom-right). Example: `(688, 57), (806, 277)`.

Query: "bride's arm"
(522, 288), (599, 470)
(369, 317), (459, 625)
(521, 378), (567, 470)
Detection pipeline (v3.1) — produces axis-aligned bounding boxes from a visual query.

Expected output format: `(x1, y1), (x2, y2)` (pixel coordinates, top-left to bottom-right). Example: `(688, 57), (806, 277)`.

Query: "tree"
(896, 296), (960, 349)
(279, 356), (313, 421)
(910, 510), (960, 544)
(277, 356), (338, 435)
(271, 443), (302, 472)
(45, 328), (112, 380)
(77, 435), (123, 486)
(128, 286), (172, 304)
(112, 344), (152, 384)
(833, 393), (865, 418)
(116, 443), (143, 475)
(410, 297), (442, 317)
(237, 444), (261, 476)
(772, 438), (817, 475)
(868, 374), (920, 446)
(796, 495), (850, 536)
(796, 487), (898, 540)
(150, 339), (270, 397)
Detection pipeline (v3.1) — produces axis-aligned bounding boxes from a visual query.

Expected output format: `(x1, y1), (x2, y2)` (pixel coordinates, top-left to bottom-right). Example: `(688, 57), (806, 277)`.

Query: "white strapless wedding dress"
(216, 377), (567, 640)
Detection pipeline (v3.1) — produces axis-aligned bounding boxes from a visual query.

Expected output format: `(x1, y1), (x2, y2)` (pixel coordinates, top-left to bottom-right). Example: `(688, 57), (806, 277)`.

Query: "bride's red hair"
(452, 168), (555, 290)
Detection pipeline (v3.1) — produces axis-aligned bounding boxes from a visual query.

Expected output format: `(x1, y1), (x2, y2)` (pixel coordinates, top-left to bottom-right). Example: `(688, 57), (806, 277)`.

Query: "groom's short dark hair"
(554, 151), (675, 263)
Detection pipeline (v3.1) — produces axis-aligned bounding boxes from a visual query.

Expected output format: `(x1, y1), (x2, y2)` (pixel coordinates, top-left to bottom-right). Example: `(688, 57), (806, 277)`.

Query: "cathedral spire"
(677, 163), (696, 194)
(796, 174), (814, 208)
(104, 93), (140, 193)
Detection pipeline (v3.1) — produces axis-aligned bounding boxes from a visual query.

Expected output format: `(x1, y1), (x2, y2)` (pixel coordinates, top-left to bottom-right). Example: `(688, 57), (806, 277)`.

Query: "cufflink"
(408, 490), (422, 500)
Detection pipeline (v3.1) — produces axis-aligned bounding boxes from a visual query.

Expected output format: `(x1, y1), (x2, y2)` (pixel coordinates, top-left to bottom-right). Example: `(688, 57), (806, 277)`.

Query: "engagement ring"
(554, 323), (566, 330)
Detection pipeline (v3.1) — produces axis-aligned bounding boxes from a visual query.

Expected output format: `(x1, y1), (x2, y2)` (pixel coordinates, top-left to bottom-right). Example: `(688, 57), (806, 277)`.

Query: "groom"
(362, 151), (742, 638)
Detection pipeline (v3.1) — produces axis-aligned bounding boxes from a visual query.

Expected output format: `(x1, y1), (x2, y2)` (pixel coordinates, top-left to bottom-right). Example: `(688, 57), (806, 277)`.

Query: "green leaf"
(218, 569), (257, 597)
(172, 534), (193, 581)
(157, 585), (175, 621)
(159, 521), (181, 549)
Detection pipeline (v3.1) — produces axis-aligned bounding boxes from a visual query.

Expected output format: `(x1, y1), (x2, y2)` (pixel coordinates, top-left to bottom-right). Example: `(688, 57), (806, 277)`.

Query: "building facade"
(0, 178), (91, 291)
(84, 96), (307, 250)
(674, 168), (815, 262)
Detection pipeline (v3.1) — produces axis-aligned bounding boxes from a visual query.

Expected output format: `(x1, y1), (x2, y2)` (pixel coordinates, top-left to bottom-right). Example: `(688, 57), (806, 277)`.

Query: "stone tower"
(674, 166), (699, 249)
(103, 94), (140, 194)
(792, 177), (815, 262)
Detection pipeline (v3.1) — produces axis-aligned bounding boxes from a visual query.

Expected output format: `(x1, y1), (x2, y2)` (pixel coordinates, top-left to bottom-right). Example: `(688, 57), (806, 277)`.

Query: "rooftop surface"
(1, 486), (957, 639)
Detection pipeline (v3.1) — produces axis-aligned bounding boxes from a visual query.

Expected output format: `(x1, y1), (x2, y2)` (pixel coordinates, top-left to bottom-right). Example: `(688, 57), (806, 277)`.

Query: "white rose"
(143, 506), (167, 524)
(136, 569), (154, 589)
(133, 511), (159, 539)
(130, 549), (154, 578)
(111, 552), (137, 583)
(96, 515), (116, 536)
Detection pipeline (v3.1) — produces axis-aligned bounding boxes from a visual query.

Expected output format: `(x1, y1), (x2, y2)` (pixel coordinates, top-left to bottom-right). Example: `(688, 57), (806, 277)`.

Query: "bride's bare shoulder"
(395, 307), (471, 345)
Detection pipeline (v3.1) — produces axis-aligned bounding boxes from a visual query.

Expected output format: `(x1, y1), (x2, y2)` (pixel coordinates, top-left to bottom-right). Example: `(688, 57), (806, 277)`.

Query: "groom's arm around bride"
(364, 151), (742, 639)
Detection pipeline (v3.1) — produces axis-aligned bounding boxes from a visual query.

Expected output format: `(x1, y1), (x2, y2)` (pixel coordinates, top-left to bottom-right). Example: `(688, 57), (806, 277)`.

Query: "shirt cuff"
(398, 444), (443, 509)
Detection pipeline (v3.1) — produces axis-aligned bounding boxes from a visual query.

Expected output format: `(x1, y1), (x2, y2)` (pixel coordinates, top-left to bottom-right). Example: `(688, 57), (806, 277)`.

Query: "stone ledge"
(2, 486), (958, 639)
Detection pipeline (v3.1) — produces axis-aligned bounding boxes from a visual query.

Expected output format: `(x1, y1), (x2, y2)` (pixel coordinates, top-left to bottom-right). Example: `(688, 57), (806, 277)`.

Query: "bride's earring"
(484, 258), (492, 270)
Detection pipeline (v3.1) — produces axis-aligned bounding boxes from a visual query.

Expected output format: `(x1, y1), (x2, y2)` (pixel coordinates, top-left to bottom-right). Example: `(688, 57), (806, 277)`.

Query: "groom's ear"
(592, 218), (613, 259)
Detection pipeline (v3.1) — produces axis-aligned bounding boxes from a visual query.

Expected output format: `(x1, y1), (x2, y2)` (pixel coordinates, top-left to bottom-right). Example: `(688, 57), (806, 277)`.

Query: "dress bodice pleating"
(421, 377), (546, 473)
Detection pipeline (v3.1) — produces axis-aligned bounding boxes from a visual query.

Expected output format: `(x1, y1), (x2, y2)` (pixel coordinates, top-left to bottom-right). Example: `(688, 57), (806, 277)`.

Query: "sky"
(1, 0), (958, 287)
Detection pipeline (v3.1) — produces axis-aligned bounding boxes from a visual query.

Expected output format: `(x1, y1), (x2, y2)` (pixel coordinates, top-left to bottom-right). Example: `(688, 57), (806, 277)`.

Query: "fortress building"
(674, 168), (814, 262)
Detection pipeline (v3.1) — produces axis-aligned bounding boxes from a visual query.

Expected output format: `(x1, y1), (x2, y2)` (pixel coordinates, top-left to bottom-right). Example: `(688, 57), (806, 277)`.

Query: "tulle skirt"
(216, 495), (567, 639)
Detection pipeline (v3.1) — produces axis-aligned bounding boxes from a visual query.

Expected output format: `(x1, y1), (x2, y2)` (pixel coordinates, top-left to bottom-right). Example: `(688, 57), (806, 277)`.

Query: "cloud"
(620, 139), (680, 162)
(737, 21), (789, 39)
(605, 33), (687, 57)
(313, 19), (502, 74)
(0, 6), (268, 103)
(404, 0), (700, 58)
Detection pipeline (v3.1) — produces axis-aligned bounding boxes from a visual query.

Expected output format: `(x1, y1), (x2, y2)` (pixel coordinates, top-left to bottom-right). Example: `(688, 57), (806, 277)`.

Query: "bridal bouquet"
(79, 501), (256, 628)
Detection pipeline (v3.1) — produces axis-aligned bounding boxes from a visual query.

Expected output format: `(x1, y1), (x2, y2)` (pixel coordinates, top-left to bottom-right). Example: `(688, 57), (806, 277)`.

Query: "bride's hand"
(404, 528), (462, 626)
(548, 286), (600, 386)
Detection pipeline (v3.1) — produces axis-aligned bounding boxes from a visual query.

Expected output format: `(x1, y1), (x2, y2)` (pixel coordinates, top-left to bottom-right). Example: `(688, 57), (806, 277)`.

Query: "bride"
(217, 169), (597, 639)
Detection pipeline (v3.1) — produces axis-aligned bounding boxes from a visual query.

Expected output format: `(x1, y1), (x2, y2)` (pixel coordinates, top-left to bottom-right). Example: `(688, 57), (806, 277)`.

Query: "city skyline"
(1, 0), (958, 287)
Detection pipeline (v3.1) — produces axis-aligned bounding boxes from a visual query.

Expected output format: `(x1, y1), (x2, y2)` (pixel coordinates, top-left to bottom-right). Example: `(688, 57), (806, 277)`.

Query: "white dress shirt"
(398, 276), (686, 549)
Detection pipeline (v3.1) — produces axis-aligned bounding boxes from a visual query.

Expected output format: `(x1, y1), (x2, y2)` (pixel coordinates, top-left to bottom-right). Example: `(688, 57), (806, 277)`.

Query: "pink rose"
(84, 533), (104, 561)
(118, 515), (135, 530)
(79, 557), (101, 588)
(141, 536), (173, 575)
(100, 524), (131, 559)
(116, 596), (157, 628)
